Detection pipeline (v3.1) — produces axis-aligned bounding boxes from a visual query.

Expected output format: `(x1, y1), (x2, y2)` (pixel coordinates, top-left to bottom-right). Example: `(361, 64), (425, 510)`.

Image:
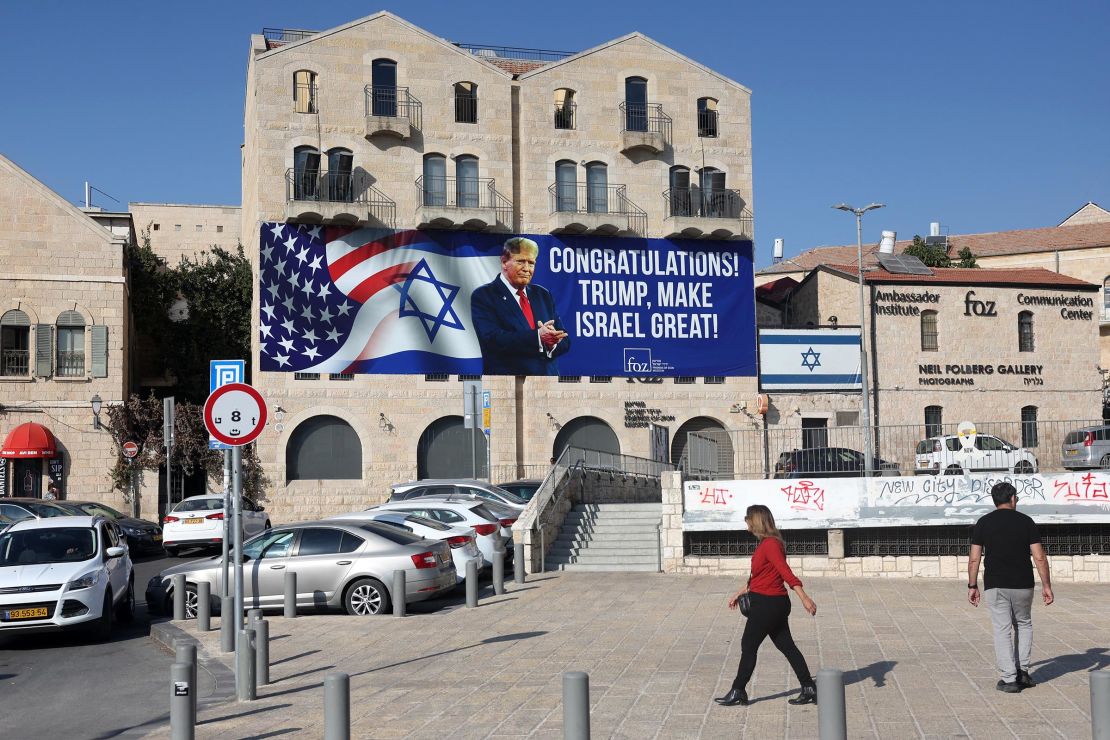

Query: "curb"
(150, 620), (237, 707)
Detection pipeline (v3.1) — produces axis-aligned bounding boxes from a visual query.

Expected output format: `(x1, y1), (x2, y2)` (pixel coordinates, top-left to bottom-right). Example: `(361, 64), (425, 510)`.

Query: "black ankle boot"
(787, 684), (817, 705)
(714, 688), (749, 706)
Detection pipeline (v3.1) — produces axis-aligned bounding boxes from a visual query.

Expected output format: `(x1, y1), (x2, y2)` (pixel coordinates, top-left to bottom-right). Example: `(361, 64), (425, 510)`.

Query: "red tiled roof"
(756, 276), (799, 303)
(485, 58), (548, 75)
(823, 264), (1098, 289)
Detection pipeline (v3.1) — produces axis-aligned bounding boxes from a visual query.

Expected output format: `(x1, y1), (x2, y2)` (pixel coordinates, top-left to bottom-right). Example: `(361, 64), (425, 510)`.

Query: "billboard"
(258, 224), (756, 377)
(758, 328), (861, 390)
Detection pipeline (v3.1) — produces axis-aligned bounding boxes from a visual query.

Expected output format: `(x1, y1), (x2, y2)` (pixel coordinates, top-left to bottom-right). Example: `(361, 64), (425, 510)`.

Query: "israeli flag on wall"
(758, 329), (862, 390)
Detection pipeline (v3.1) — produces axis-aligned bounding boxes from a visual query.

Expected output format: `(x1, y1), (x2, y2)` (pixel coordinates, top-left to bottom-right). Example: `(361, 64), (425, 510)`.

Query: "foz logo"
(624, 348), (654, 373)
(964, 290), (997, 317)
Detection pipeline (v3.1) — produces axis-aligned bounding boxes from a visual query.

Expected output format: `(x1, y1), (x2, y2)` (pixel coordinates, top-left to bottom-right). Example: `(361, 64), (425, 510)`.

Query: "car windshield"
(1064, 431), (1086, 445)
(173, 498), (223, 513)
(468, 503), (500, 521)
(73, 502), (125, 519)
(499, 484), (539, 501)
(916, 440), (933, 454)
(0, 527), (98, 565)
(405, 515), (451, 532)
(27, 503), (73, 518)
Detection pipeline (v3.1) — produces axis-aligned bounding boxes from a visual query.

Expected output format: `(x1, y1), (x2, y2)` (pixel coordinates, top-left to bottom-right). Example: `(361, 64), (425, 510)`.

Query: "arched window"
(371, 58), (398, 116)
(286, 415), (362, 481)
(417, 416), (487, 478)
(555, 159), (577, 212)
(293, 145), (320, 200)
(422, 153), (447, 207)
(920, 310), (938, 351)
(455, 155), (479, 208)
(553, 416), (620, 463)
(0, 309), (30, 377)
(624, 76), (648, 131)
(1103, 276), (1110, 318)
(670, 416), (734, 479)
(924, 405), (943, 438)
(698, 167), (728, 217)
(293, 70), (318, 114)
(669, 165), (692, 217)
(554, 88), (576, 129)
(697, 97), (718, 137)
(1021, 405), (1039, 448)
(585, 161), (608, 214)
(1018, 311), (1035, 352)
(454, 81), (478, 123)
(325, 147), (353, 202)
(56, 310), (85, 377)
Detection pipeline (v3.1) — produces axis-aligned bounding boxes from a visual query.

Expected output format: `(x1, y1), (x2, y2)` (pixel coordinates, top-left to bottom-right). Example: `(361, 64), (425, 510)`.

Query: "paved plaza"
(148, 573), (1110, 739)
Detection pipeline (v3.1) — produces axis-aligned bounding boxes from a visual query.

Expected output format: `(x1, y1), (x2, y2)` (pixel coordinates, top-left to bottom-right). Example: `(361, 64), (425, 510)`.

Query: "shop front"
(0, 422), (62, 499)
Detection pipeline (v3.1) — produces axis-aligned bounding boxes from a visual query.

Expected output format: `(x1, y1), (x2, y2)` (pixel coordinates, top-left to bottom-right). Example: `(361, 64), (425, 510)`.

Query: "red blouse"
(748, 537), (802, 596)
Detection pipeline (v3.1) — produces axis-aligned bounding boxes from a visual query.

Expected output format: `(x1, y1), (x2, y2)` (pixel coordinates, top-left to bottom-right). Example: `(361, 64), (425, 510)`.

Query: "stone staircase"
(545, 502), (662, 572)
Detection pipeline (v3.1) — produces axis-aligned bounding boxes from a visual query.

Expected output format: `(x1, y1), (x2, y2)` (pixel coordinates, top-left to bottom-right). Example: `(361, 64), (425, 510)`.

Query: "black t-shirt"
(970, 508), (1041, 590)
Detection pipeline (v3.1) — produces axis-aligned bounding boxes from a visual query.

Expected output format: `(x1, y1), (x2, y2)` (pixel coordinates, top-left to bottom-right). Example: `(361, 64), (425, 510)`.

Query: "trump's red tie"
(517, 288), (535, 328)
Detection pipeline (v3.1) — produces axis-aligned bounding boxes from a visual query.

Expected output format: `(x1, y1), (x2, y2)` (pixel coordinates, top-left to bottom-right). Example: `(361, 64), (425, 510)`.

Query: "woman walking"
(715, 504), (818, 707)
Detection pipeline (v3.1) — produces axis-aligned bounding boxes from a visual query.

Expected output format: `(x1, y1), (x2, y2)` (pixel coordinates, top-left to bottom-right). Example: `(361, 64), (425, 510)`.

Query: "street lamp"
(832, 202), (885, 477)
(90, 394), (103, 430)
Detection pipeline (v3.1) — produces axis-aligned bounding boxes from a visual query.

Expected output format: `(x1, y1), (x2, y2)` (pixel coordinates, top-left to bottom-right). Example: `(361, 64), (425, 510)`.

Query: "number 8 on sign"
(203, 383), (268, 447)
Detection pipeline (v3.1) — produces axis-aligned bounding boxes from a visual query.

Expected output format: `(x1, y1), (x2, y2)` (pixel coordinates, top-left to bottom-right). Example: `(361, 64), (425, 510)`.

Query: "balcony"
(285, 169), (397, 228)
(414, 177), (512, 231)
(662, 188), (753, 240)
(619, 102), (670, 155)
(364, 86), (422, 140)
(1, 349), (29, 377)
(548, 183), (647, 236)
(56, 351), (85, 378)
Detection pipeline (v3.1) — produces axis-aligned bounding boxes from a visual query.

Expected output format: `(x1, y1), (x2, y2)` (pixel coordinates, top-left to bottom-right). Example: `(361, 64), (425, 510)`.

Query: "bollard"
(816, 668), (847, 740)
(465, 559), (479, 608)
(563, 671), (590, 740)
(514, 542), (525, 584)
(255, 619), (270, 686)
(220, 596), (235, 653)
(236, 628), (256, 701)
(172, 574), (186, 621)
(284, 570), (297, 618)
(170, 661), (195, 740)
(1094, 671), (1110, 740)
(247, 608), (263, 625)
(492, 550), (505, 595)
(197, 582), (211, 632)
(175, 641), (198, 725)
(324, 672), (351, 740)
(392, 570), (406, 618)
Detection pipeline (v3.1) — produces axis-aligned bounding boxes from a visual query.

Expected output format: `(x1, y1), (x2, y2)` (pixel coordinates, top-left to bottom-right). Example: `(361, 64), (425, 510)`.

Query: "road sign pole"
(232, 445), (244, 659)
(164, 396), (175, 508)
(471, 386), (477, 478)
(222, 448), (231, 599)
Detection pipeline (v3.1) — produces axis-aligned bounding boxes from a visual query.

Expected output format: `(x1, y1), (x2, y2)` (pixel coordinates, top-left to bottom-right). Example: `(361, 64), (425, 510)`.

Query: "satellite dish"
(957, 421), (977, 451)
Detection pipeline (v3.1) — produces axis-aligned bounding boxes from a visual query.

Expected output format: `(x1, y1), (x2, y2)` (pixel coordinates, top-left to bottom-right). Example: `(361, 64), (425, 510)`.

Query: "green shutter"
(35, 324), (53, 377)
(91, 325), (108, 378)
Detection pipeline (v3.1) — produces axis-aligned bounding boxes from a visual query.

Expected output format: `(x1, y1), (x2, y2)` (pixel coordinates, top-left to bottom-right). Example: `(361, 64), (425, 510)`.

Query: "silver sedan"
(148, 520), (456, 617)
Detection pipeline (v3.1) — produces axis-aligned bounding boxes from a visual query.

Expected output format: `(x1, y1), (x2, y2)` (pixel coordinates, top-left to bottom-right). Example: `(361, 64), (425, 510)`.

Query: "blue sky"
(2, 1), (1107, 267)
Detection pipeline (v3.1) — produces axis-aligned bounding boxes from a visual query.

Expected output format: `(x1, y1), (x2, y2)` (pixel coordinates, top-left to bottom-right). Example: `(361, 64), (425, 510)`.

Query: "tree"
(902, 235), (952, 268)
(956, 246), (979, 268)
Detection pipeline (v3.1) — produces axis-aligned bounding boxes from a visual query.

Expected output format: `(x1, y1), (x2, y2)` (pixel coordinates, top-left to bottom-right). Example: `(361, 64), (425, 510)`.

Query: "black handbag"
(738, 577), (752, 616)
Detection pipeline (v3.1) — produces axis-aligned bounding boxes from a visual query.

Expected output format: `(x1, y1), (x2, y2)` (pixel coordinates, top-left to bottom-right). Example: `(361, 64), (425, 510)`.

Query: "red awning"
(1, 422), (57, 458)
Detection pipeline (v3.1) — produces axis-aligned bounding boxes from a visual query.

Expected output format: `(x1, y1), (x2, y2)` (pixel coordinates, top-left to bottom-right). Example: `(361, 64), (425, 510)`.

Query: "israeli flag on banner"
(758, 329), (862, 390)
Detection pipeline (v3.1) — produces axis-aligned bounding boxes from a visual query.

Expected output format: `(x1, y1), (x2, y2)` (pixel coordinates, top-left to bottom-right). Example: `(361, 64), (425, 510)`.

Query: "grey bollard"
(816, 668), (847, 740)
(465, 559), (479, 608)
(563, 671), (590, 740)
(170, 661), (195, 740)
(196, 582), (211, 632)
(492, 550), (505, 595)
(514, 542), (525, 584)
(220, 596), (235, 653)
(174, 641), (198, 725)
(236, 628), (256, 701)
(247, 608), (263, 625)
(172, 574), (186, 621)
(284, 570), (297, 618)
(1094, 671), (1110, 740)
(324, 672), (351, 740)
(255, 619), (270, 686)
(392, 570), (406, 618)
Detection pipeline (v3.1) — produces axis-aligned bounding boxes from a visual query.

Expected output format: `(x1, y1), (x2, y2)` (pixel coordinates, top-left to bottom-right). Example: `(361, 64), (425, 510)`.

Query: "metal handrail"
(554, 102), (576, 130)
(416, 176), (512, 224)
(619, 101), (671, 137)
(452, 43), (574, 62)
(286, 168), (367, 204)
(548, 183), (647, 235)
(364, 86), (423, 129)
(0, 349), (29, 376)
(56, 351), (85, 377)
(262, 28), (317, 45)
(663, 186), (753, 224)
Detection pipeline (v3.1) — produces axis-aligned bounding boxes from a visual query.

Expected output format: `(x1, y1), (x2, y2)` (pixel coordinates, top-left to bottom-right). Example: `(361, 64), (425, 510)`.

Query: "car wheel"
(344, 578), (390, 616)
(116, 578), (135, 623)
(91, 590), (113, 641)
(1100, 454), (1110, 470)
(944, 464), (963, 475)
(164, 546), (178, 558)
(184, 584), (199, 619)
(1014, 461), (1034, 475)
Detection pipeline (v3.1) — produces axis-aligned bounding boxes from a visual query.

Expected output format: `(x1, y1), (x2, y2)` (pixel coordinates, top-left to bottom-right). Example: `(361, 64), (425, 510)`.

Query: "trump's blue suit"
(470, 277), (571, 375)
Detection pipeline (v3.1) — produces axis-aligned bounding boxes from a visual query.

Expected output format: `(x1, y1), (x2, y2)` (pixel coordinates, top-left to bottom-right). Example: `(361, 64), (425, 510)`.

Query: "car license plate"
(153, 534), (163, 541)
(1065, 450), (1077, 456)
(5, 607), (48, 620)
(185, 517), (204, 524)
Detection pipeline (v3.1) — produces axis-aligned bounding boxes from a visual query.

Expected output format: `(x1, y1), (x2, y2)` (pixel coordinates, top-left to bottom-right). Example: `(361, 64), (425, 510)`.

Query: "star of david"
(395, 258), (465, 341)
(800, 347), (822, 371)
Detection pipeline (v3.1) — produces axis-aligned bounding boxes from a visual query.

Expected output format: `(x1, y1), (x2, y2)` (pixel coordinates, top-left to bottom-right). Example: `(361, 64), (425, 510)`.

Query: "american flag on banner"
(258, 223), (501, 374)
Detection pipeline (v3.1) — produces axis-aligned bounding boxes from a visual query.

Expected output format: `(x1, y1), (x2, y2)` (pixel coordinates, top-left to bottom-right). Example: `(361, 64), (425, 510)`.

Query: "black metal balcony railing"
(548, 183), (648, 235)
(698, 109), (719, 138)
(364, 86), (423, 129)
(262, 28), (317, 48)
(1, 349), (29, 376)
(286, 169), (397, 227)
(415, 176), (512, 225)
(620, 102), (671, 137)
(455, 94), (478, 124)
(56, 351), (84, 377)
(663, 187), (753, 228)
(452, 43), (574, 62)
(554, 102), (576, 130)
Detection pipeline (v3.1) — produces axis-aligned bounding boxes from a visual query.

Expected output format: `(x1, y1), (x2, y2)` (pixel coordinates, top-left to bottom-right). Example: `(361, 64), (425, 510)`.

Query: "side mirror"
(106, 546), (126, 559)
(257, 505), (265, 512)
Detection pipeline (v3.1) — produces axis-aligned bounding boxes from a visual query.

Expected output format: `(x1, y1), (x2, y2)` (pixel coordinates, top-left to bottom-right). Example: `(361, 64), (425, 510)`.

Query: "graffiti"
(1053, 474), (1110, 501)
(879, 473), (1045, 506)
(698, 487), (732, 506)
(781, 480), (825, 512)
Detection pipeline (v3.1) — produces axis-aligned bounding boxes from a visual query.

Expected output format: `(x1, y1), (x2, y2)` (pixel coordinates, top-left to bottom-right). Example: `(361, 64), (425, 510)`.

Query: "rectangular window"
(425, 373), (449, 382)
(674, 377), (695, 384)
(152, 223), (160, 231)
(457, 374), (482, 381)
(589, 376), (612, 383)
(920, 311), (938, 351)
(924, 406), (943, 438)
(1019, 314), (1035, 352)
(801, 418), (829, 449)
(174, 224), (181, 231)
(294, 372), (320, 380)
(703, 376), (725, 384)
(1021, 407), (1039, 448)
(195, 225), (202, 232)
(558, 376), (581, 383)
(56, 326), (84, 377)
(329, 373), (353, 381)
(216, 225), (224, 233)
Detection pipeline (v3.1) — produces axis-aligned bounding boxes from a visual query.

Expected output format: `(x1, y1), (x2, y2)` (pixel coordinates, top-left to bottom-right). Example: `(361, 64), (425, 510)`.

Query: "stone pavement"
(145, 573), (1110, 739)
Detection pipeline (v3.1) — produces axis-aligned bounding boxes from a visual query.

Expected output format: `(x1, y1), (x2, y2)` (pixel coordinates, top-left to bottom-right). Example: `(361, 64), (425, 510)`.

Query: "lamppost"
(832, 202), (884, 476)
(90, 394), (102, 430)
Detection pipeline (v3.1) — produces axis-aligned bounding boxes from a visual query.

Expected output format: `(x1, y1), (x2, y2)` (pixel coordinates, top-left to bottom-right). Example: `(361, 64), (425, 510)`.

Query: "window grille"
(294, 372), (320, 380)
(684, 530), (828, 557)
(425, 373), (449, 382)
(1018, 311), (1035, 352)
(589, 376), (612, 383)
(558, 376), (581, 383)
(703, 376), (725, 384)
(920, 310), (938, 351)
(674, 376), (695, 384)
(330, 373), (353, 381)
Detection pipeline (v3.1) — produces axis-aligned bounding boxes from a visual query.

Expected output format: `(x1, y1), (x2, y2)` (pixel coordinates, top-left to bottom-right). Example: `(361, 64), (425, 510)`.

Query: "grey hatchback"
(1061, 425), (1110, 470)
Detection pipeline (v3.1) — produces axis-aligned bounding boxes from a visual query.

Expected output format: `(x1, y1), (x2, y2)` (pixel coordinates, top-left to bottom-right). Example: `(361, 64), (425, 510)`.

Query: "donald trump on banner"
(470, 237), (571, 375)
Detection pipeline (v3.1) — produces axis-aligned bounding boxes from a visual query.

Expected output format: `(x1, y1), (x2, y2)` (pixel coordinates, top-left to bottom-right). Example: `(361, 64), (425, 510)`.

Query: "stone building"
(129, 203), (242, 267)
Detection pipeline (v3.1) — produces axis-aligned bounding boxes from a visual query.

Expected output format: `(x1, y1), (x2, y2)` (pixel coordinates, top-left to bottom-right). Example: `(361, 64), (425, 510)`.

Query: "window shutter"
(35, 324), (53, 377)
(91, 325), (108, 377)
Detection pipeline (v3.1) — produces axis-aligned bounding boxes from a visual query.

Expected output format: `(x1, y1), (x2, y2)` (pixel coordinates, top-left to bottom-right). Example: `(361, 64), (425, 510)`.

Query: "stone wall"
(129, 203), (242, 266)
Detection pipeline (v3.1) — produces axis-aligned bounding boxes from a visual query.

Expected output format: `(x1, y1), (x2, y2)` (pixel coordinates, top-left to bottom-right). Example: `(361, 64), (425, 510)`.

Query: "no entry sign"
(203, 383), (267, 447)
(122, 441), (140, 459)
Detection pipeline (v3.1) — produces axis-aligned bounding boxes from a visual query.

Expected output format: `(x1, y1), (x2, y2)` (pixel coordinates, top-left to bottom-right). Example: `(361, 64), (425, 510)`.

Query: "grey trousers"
(985, 587), (1034, 682)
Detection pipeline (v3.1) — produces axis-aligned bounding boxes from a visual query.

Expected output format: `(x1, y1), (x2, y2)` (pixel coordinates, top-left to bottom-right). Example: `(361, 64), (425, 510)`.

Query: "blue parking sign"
(209, 360), (245, 449)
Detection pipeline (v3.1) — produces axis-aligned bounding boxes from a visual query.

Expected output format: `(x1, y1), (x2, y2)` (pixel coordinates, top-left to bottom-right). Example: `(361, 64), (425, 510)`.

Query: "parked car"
(60, 501), (163, 555)
(162, 495), (270, 557)
(327, 510), (484, 584)
(147, 520), (455, 618)
(0, 515), (134, 638)
(1061, 425), (1110, 470)
(496, 479), (543, 502)
(776, 447), (900, 478)
(915, 434), (1037, 475)
(0, 498), (85, 522)
(389, 479), (528, 511)
(372, 499), (510, 565)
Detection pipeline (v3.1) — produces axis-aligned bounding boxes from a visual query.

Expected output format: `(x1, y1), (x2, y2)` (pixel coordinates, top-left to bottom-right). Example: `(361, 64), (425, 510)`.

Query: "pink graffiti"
(1053, 474), (1110, 501)
(699, 487), (732, 506)
(781, 480), (825, 511)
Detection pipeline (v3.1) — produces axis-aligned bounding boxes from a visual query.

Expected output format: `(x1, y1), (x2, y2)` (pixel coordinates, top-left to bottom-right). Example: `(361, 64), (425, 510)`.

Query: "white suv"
(0, 516), (134, 639)
(915, 434), (1038, 475)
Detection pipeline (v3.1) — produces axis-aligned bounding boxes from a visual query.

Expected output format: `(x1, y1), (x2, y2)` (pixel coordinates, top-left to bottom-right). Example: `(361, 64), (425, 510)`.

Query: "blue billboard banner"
(258, 224), (756, 377)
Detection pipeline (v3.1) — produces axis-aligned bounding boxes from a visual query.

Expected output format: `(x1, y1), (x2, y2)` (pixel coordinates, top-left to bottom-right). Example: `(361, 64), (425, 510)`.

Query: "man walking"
(968, 481), (1054, 693)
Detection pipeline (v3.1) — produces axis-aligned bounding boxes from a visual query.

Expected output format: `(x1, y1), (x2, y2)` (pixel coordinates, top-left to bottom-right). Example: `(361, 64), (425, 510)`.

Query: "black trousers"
(731, 592), (813, 691)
